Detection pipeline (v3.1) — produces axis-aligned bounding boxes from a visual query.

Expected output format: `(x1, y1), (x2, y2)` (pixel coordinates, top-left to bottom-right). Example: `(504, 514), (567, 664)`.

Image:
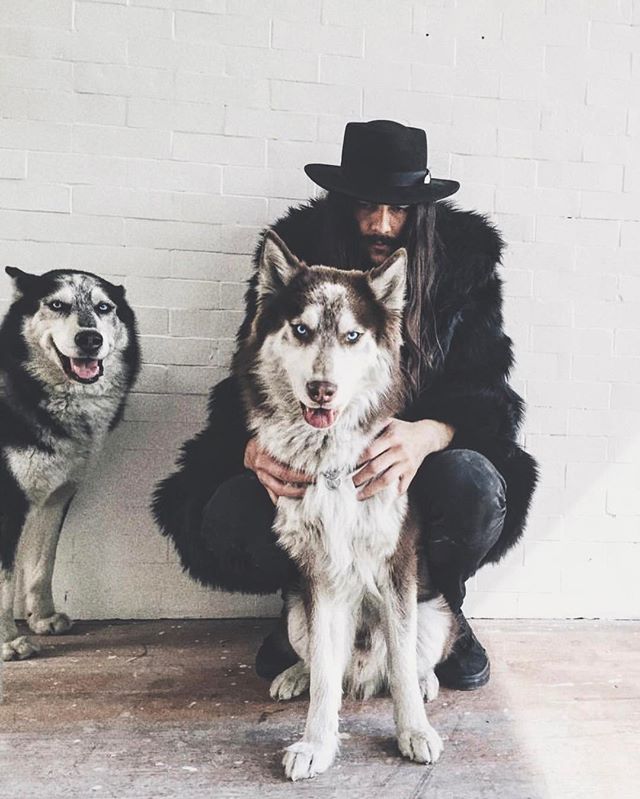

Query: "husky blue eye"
(95, 302), (112, 314)
(47, 300), (64, 312)
(292, 323), (309, 338)
(345, 330), (361, 343)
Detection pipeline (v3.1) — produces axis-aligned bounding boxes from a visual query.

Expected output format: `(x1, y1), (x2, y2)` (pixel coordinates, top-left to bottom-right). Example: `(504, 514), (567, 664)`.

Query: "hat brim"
(304, 164), (459, 205)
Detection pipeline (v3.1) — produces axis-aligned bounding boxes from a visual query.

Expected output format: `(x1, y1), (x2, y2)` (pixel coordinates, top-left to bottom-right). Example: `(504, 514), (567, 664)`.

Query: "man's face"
(353, 201), (409, 266)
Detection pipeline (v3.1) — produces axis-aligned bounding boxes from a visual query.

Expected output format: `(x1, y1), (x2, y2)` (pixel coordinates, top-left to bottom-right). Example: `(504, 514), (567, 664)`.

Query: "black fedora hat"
(305, 120), (459, 205)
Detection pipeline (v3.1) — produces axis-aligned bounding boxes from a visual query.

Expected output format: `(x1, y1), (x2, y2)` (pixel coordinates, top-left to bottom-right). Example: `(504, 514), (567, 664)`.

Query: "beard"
(359, 234), (401, 267)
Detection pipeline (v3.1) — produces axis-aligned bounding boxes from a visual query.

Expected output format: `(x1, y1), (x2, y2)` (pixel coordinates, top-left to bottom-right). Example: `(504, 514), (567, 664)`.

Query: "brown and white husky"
(234, 231), (456, 781)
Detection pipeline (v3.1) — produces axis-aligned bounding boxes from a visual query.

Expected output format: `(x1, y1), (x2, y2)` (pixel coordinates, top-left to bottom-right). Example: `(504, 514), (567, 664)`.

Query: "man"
(153, 120), (538, 691)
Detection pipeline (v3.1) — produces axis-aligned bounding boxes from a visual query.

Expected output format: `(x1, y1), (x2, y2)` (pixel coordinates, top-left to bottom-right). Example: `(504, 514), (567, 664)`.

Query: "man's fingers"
(353, 448), (400, 487)
(257, 470), (306, 499)
(256, 452), (313, 484)
(357, 464), (404, 500)
(358, 422), (398, 465)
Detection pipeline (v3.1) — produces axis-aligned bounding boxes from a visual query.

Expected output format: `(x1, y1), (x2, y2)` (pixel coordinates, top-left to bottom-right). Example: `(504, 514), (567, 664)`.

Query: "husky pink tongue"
(70, 358), (100, 380)
(303, 406), (336, 429)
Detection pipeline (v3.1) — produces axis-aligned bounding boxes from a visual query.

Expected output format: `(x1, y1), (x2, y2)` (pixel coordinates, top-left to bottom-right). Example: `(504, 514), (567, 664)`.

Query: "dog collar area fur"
(320, 467), (345, 490)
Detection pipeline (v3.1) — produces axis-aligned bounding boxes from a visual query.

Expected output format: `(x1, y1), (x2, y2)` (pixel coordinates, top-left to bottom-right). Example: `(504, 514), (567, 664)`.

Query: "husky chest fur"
(0, 267), (139, 662)
(234, 232), (453, 781)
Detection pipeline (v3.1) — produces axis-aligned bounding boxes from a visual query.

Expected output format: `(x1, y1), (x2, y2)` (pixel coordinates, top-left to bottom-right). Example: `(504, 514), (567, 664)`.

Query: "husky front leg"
(20, 489), (74, 636)
(282, 594), (351, 781)
(381, 580), (444, 764)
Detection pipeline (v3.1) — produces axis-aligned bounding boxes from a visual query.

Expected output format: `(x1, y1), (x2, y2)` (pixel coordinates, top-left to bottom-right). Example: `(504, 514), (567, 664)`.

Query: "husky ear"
(257, 230), (303, 298)
(5, 266), (42, 298)
(368, 248), (407, 314)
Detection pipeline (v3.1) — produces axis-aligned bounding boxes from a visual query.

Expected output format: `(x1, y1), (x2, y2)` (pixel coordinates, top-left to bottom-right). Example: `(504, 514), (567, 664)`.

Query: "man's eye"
(391, 205), (409, 213)
(292, 323), (309, 338)
(47, 300), (65, 312)
(95, 302), (112, 314)
(345, 330), (361, 343)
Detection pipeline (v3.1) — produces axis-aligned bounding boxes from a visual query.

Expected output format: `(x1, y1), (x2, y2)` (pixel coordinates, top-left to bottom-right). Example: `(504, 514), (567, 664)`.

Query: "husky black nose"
(75, 329), (103, 353)
(306, 380), (337, 404)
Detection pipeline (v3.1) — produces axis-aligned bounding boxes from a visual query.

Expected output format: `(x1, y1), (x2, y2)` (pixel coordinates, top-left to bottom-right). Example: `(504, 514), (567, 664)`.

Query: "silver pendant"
(321, 468), (342, 490)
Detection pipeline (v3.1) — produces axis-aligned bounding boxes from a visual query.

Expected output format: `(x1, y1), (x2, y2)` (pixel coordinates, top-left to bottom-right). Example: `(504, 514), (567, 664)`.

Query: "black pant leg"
(411, 448), (507, 612)
(200, 472), (299, 594)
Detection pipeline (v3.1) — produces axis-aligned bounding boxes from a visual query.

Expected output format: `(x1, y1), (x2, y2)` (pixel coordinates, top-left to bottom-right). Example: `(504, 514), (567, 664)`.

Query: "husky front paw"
(28, 612), (73, 635)
(2, 635), (41, 661)
(397, 725), (443, 764)
(282, 738), (338, 781)
(270, 661), (310, 700)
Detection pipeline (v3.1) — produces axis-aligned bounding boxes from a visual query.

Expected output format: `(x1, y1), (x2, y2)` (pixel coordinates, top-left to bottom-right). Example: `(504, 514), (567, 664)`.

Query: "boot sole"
(436, 659), (491, 691)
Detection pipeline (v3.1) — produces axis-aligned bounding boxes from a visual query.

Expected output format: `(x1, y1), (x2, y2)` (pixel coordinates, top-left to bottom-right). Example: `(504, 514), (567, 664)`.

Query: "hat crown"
(341, 120), (428, 177)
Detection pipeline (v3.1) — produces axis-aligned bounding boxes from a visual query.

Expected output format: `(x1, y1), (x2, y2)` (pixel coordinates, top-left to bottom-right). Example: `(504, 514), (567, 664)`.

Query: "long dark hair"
(321, 192), (443, 404)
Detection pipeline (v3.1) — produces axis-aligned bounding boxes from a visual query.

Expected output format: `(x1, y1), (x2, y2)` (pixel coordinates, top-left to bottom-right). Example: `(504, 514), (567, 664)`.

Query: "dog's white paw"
(397, 725), (443, 764)
(2, 635), (41, 661)
(420, 669), (440, 702)
(282, 738), (338, 781)
(270, 661), (310, 701)
(28, 612), (73, 636)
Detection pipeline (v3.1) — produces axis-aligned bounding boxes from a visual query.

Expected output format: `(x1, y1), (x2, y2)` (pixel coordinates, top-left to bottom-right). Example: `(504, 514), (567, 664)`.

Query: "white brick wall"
(1, 0), (639, 620)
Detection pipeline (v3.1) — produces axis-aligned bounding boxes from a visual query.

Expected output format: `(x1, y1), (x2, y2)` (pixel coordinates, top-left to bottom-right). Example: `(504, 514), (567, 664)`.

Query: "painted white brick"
(538, 162), (623, 193)
(581, 190), (640, 221)
(127, 36), (224, 73)
(364, 28), (455, 67)
(74, 63), (174, 99)
(224, 108), (317, 142)
(0, 180), (70, 213)
(127, 98), (225, 134)
(179, 194), (267, 226)
(227, 0), (319, 21)
(545, 44), (631, 80)
(174, 11), (270, 46)
(272, 19), (364, 57)
(1, 0), (72, 28)
(225, 46), (318, 82)
(72, 124), (171, 159)
(166, 364), (227, 394)
(223, 165), (313, 200)
(496, 187), (580, 217)
(0, 119), (71, 152)
(272, 81), (361, 116)
(170, 309), (243, 338)
(174, 73), (269, 108)
(172, 133), (265, 166)
(323, 0), (412, 29)
(590, 20), (640, 52)
(171, 250), (252, 281)
(0, 150), (26, 180)
(0, 57), (73, 91)
(320, 55), (411, 90)
(74, 2), (172, 38)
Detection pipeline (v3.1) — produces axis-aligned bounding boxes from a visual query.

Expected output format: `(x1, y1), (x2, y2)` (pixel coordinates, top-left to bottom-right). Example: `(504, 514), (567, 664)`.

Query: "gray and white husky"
(0, 267), (139, 661)
(234, 231), (456, 781)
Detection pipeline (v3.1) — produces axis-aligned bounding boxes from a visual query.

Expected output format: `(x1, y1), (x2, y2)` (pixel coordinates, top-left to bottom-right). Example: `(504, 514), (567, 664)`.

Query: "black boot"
(435, 612), (490, 691)
(255, 611), (298, 680)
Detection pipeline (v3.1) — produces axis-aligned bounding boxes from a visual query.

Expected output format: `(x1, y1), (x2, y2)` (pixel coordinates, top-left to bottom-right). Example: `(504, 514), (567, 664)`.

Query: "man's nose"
(370, 205), (392, 236)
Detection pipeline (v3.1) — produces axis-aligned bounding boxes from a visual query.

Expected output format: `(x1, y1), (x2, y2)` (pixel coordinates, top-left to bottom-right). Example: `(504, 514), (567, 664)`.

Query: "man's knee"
(201, 472), (295, 593)
(415, 449), (507, 552)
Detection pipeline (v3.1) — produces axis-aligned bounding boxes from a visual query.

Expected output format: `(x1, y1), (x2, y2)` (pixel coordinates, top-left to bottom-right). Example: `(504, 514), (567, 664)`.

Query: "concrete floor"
(0, 619), (638, 799)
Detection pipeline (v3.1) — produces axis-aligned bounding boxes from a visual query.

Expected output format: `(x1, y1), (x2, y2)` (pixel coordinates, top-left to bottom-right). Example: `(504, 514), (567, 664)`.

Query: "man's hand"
(353, 418), (454, 500)
(244, 437), (313, 504)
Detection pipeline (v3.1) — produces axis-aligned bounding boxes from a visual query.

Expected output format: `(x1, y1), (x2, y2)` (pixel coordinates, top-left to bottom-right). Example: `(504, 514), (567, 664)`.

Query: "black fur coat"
(153, 198), (538, 591)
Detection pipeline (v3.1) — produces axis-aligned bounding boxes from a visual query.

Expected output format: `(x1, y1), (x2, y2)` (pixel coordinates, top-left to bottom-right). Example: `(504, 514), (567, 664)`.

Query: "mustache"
(362, 235), (399, 248)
